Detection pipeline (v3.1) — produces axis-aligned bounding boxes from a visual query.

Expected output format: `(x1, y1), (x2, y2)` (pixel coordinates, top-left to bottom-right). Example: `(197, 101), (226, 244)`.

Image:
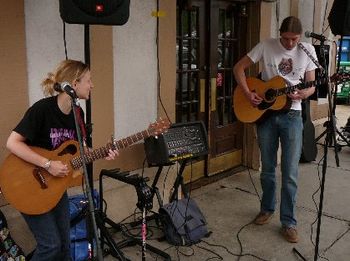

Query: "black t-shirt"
(14, 96), (81, 150)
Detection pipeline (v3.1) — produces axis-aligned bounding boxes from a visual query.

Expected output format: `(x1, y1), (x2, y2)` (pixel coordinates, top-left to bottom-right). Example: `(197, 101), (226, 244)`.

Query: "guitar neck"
(278, 80), (317, 96)
(70, 129), (151, 169)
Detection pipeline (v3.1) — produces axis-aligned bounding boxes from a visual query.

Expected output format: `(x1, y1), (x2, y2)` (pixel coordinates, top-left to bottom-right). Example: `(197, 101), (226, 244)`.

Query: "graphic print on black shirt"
(14, 96), (79, 150)
(50, 128), (76, 149)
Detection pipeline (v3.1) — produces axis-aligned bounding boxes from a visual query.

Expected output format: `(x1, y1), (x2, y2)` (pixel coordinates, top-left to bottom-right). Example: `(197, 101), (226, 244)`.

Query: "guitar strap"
(298, 42), (325, 75)
(74, 106), (87, 146)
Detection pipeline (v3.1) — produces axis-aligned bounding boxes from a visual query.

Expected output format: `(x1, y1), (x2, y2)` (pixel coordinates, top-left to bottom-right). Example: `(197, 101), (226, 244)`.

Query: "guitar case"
(300, 99), (318, 162)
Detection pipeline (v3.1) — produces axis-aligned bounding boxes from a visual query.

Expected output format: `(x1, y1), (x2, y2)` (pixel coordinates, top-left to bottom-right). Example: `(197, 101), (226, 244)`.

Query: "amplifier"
(144, 121), (208, 166)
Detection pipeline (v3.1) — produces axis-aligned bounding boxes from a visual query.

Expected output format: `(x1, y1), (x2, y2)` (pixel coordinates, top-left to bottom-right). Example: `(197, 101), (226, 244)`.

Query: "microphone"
(304, 31), (329, 42)
(54, 82), (77, 99)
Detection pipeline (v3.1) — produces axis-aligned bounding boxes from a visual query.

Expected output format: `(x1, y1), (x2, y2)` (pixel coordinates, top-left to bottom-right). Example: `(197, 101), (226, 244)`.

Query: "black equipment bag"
(159, 197), (209, 246)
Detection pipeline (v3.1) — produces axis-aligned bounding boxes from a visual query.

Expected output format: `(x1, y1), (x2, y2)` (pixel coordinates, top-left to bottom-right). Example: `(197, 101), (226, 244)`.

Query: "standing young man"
(233, 16), (317, 243)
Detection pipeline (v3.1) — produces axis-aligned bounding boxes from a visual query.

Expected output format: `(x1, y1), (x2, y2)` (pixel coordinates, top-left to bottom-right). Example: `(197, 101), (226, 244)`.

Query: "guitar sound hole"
(265, 89), (277, 102)
(58, 144), (77, 156)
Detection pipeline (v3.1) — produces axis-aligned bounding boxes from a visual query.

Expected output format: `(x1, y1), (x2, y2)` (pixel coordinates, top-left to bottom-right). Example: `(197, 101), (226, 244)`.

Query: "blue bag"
(69, 190), (99, 261)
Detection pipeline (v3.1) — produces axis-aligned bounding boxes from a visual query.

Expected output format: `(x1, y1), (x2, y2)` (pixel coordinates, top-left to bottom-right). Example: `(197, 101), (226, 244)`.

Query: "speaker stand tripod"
(315, 36), (350, 151)
(97, 168), (171, 261)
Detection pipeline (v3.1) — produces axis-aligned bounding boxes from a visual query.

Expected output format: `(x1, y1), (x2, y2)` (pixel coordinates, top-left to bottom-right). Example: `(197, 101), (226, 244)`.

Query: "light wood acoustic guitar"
(0, 118), (170, 215)
(232, 75), (345, 123)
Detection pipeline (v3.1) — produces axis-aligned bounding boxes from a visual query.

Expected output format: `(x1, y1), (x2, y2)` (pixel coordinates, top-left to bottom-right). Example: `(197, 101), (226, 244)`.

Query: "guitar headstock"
(330, 72), (350, 83)
(148, 118), (171, 136)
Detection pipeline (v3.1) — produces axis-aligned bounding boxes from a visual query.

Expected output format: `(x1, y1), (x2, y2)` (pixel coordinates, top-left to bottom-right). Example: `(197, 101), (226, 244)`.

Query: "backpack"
(159, 197), (209, 246)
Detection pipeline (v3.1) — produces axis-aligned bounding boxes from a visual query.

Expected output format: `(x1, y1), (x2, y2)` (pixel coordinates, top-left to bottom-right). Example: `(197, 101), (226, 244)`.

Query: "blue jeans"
(22, 192), (71, 261)
(257, 110), (303, 228)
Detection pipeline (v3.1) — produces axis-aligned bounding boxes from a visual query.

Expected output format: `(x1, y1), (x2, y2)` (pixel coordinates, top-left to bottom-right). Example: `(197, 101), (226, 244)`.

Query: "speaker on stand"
(58, 1), (131, 259)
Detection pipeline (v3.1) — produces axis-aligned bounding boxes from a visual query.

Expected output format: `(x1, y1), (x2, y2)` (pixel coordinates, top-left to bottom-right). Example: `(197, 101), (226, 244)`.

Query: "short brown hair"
(279, 16), (302, 34)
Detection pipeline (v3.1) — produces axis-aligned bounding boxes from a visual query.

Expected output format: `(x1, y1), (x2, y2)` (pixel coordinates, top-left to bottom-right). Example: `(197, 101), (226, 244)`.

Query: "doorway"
(176, 0), (260, 179)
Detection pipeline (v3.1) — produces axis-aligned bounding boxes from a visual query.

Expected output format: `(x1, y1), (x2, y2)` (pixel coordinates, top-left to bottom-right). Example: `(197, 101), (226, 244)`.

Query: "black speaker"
(328, 0), (350, 36)
(59, 0), (130, 25)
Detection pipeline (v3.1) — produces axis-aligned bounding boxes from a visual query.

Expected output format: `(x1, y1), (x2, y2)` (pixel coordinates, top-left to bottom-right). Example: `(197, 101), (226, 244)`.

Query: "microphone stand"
(309, 36), (348, 261)
(293, 38), (334, 261)
(312, 39), (332, 261)
(312, 36), (350, 261)
(71, 97), (103, 261)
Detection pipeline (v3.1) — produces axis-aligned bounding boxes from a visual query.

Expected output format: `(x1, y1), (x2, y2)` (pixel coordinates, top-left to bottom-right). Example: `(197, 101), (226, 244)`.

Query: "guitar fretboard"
(275, 78), (326, 97)
(70, 129), (151, 169)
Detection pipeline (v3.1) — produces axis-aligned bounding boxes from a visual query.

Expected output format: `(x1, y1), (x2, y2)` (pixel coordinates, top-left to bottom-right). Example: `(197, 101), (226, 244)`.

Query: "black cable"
(321, 1), (329, 35)
(234, 162), (349, 261)
(308, 136), (350, 260)
(312, 159), (350, 259)
(176, 246), (181, 260)
(170, 160), (194, 237)
(195, 165), (267, 261)
(195, 244), (223, 260)
(235, 166), (265, 261)
(322, 225), (350, 254)
(155, 0), (171, 123)
(246, 166), (262, 201)
(201, 239), (269, 261)
(236, 220), (255, 261)
(275, 0), (280, 32)
(308, 159), (350, 172)
(62, 20), (68, 60)
(312, 0), (316, 38)
(162, 166), (172, 201)
(310, 154), (324, 247)
(141, 157), (147, 178)
(120, 223), (154, 239)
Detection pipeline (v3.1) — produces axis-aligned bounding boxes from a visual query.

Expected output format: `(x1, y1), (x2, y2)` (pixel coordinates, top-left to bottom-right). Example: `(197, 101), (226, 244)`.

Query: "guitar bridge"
(33, 168), (48, 189)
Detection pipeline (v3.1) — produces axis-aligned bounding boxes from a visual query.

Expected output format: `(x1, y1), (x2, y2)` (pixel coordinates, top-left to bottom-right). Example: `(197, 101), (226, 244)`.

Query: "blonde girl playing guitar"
(5, 60), (118, 261)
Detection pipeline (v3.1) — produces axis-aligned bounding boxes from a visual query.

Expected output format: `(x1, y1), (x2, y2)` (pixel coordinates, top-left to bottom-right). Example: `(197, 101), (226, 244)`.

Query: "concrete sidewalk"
(110, 144), (350, 261)
(105, 105), (350, 261)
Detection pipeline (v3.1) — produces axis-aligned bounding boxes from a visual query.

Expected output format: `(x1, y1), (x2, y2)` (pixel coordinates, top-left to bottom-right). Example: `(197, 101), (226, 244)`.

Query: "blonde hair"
(41, 60), (89, 96)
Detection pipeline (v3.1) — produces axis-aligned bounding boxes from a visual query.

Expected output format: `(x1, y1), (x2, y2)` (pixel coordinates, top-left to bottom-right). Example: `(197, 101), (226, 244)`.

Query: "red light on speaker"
(96, 4), (104, 13)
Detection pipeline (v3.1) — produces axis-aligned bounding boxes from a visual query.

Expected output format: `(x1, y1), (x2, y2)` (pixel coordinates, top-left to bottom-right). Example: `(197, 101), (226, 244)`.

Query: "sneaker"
(253, 212), (273, 225)
(281, 226), (298, 243)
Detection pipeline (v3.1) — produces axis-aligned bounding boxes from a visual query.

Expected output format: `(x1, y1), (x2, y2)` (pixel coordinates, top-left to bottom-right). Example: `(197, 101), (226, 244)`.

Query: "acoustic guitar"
(233, 75), (333, 123)
(0, 118), (170, 215)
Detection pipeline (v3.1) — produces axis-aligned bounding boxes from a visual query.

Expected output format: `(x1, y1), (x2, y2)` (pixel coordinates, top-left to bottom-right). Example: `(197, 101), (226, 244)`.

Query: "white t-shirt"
(247, 38), (318, 110)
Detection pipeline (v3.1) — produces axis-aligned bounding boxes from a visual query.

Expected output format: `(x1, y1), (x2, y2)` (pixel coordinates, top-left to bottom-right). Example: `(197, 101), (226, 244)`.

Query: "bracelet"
(44, 160), (51, 170)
